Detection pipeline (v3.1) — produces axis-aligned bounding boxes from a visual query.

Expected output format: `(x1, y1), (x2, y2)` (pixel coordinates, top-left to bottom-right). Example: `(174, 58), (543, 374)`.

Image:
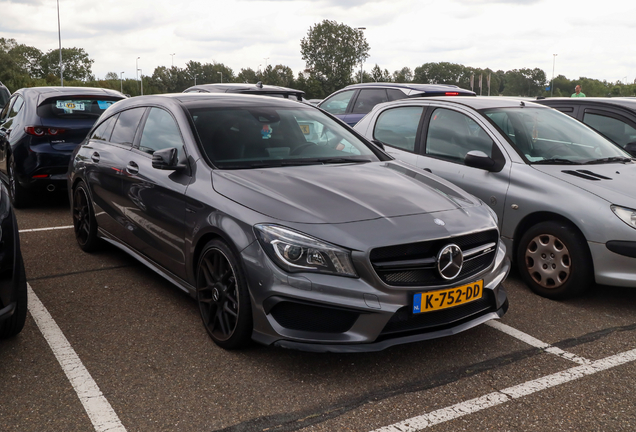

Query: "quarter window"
(351, 89), (388, 114)
(583, 113), (636, 148)
(373, 107), (423, 152)
(425, 108), (494, 163)
(320, 90), (356, 115)
(91, 115), (117, 141)
(138, 108), (184, 155)
(110, 108), (146, 147)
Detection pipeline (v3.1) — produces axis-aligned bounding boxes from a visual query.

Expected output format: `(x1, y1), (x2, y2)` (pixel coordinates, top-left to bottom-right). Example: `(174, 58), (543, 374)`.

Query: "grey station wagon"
(355, 97), (636, 299)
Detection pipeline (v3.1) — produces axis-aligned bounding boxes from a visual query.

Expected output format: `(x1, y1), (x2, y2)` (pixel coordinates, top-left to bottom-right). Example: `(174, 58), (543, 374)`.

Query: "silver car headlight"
(254, 224), (357, 277)
(611, 205), (636, 229)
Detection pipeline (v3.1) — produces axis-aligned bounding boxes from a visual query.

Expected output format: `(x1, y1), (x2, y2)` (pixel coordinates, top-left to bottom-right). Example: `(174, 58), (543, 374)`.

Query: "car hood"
(213, 161), (479, 224)
(531, 162), (636, 206)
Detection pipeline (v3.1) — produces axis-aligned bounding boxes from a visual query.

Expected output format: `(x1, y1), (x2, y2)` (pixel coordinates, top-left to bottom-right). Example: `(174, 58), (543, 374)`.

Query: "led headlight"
(611, 205), (636, 229)
(254, 224), (357, 277)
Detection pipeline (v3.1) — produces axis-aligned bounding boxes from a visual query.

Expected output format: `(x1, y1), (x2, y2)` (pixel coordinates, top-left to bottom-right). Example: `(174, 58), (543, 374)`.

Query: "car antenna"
(520, 101), (525, 107)
(256, 81), (263, 89)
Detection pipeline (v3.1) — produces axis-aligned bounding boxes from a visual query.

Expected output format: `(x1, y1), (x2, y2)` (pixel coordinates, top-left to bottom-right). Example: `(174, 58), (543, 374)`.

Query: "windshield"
(188, 105), (380, 169)
(482, 107), (632, 164)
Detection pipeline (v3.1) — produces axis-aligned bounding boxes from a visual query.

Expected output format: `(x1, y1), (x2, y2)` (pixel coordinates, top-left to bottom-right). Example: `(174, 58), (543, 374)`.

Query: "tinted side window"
(425, 108), (494, 163)
(138, 108), (184, 155)
(583, 112), (636, 147)
(91, 115), (118, 141)
(110, 108), (146, 147)
(373, 107), (423, 152)
(320, 90), (355, 115)
(387, 89), (407, 101)
(9, 96), (24, 118)
(351, 89), (388, 114)
(1, 95), (24, 128)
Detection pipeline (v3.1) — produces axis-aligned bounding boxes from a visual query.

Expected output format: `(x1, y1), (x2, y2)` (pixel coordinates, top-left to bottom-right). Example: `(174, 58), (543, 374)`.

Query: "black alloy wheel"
(72, 182), (100, 252)
(8, 154), (29, 208)
(517, 221), (592, 300)
(196, 239), (252, 349)
(0, 248), (27, 339)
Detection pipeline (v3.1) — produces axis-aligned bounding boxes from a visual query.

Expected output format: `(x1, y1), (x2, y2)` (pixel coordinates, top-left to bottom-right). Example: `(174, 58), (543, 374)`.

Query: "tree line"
(2, 21), (635, 100)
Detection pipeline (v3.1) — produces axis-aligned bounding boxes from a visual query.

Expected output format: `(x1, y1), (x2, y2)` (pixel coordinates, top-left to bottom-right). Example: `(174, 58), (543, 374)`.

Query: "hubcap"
(525, 234), (571, 289)
(197, 249), (239, 341)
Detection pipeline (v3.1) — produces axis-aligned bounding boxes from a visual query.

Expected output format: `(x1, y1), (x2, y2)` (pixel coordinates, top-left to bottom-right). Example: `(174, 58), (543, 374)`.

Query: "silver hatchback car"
(355, 97), (636, 299)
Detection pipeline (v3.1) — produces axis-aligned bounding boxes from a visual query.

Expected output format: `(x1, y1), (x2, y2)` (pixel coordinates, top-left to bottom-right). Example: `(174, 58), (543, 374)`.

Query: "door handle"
(91, 152), (100, 163)
(126, 161), (139, 175)
(422, 168), (432, 173)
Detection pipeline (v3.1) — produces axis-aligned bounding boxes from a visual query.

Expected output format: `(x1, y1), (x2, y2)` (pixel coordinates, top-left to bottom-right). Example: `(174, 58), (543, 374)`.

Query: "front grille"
(270, 301), (359, 333)
(370, 229), (498, 287)
(380, 290), (495, 337)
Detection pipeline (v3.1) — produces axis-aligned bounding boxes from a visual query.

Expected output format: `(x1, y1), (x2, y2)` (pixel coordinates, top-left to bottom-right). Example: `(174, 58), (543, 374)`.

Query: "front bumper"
(242, 239), (510, 352)
(590, 241), (636, 287)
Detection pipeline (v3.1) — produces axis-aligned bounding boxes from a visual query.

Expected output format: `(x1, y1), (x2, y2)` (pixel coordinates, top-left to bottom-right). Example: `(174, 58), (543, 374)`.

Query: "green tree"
(370, 64), (392, 82)
(261, 64), (296, 87)
(300, 20), (370, 95)
(237, 68), (258, 83)
(393, 67), (413, 83)
(502, 68), (546, 97)
(40, 47), (94, 81)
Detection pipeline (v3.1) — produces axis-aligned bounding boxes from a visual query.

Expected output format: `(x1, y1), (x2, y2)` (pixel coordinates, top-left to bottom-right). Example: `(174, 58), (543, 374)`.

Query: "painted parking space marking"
(371, 347), (636, 432)
(19, 225), (74, 233)
(27, 284), (127, 432)
(486, 320), (592, 365)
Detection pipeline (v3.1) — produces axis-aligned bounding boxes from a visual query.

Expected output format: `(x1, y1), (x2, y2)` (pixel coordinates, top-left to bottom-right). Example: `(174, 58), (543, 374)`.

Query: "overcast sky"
(1, 0), (634, 85)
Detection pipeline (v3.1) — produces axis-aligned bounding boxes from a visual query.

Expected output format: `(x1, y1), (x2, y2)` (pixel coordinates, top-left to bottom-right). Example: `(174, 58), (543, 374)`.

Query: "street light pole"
(138, 69), (143, 96)
(551, 54), (557, 97)
(170, 53), (175, 67)
(218, 71), (222, 83)
(120, 71), (124, 93)
(357, 27), (366, 83)
(136, 57), (140, 94)
(57, 0), (63, 86)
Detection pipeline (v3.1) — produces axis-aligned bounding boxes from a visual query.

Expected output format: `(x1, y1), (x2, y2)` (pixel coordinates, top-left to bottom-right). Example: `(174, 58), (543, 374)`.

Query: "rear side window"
(351, 89), (388, 114)
(373, 107), (423, 152)
(320, 90), (356, 115)
(138, 108), (184, 155)
(37, 97), (122, 119)
(110, 108), (146, 147)
(91, 115), (117, 141)
(387, 89), (407, 101)
(0, 87), (9, 109)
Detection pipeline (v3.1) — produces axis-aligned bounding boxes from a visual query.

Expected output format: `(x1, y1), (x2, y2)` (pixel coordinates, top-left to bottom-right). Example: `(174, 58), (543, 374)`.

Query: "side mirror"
(465, 150), (496, 171)
(624, 142), (636, 157)
(152, 147), (179, 170)
(371, 139), (385, 150)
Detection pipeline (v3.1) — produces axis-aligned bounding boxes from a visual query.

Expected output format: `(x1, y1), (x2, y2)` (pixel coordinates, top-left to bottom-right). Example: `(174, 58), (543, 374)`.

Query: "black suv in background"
(0, 82), (10, 110)
(537, 97), (636, 156)
(0, 86), (126, 207)
(183, 82), (305, 101)
(318, 83), (476, 126)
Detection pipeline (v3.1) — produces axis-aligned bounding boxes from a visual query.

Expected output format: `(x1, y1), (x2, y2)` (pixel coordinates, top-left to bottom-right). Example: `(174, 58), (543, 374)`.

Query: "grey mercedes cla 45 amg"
(68, 93), (509, 352)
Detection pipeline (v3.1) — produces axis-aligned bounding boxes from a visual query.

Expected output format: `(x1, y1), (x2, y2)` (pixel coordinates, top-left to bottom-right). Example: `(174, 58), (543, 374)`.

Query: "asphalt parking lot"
(2, 195), (636, 432)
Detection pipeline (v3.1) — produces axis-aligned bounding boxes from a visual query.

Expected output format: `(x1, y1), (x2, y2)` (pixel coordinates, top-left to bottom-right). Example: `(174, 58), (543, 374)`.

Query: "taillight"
(445, 92), (460, 96)
(24, 126), (67, 136)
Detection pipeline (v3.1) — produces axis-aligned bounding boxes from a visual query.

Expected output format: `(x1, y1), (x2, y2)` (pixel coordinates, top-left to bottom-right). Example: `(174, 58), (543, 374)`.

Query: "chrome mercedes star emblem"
(437, 244), (463, 280)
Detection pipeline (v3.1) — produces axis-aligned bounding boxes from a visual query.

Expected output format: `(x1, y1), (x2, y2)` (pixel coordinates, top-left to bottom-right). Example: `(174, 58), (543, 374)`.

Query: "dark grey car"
(68, 93), (508, 352)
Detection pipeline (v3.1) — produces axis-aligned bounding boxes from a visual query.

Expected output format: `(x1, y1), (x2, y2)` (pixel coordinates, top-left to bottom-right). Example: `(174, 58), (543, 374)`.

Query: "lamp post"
(136, 57), (140, 94)
(551, 54), (557, 97)
(138, 69), (143, 96)
(57, 0), (63, 86)
(194, 74), (197, 85)
(357, 27), (366, 83)
(218, 71), (222, 83)
(120, 71), (124, 93)
(170, 53), (175, 67)
(263, 57), (269, 69)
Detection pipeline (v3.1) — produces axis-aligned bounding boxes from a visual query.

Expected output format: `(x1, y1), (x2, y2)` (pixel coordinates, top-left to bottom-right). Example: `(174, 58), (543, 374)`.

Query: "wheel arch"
(191, 228), (248, 284)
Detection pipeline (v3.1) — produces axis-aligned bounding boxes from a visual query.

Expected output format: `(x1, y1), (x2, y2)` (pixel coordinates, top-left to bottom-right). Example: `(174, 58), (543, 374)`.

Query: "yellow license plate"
(413, 280), (483, 314)
(299, 124), (310, 134)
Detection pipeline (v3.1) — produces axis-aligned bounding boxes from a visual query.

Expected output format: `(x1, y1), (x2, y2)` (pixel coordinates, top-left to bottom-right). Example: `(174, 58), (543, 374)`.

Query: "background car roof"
(538, 97), (636, 110)
(183, 82), (304, 95)
(341, 82), (476, 95)
(374, 96), (550, 111)
(17, 86), (126, 98)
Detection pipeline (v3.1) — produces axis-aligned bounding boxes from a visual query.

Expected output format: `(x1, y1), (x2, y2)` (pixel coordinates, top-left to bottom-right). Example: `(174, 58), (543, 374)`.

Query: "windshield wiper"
(583, 156), (633, 164)
(532, 158), (580, 165)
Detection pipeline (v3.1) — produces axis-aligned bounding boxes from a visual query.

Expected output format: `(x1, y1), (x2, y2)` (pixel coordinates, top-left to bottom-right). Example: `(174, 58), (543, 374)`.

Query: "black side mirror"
(624, 142), (636, 157)
(465, 150), (496, 171)
(152, 147), (179, 170)
(371, 139), (385, 150)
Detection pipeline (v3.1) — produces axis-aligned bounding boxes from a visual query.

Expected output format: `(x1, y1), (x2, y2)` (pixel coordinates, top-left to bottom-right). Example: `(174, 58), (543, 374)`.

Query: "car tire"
(8, 154), (30, 209)
(0, 247), (27, 339)
(72, 182), (101, 252)
(517, 221), (592, 299)
(196, 239), (252, 349)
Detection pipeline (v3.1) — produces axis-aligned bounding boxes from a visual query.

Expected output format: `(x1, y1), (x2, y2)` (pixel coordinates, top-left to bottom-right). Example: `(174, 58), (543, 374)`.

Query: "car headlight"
(611, 205), (636, 229)
(254, 224), (357, 277)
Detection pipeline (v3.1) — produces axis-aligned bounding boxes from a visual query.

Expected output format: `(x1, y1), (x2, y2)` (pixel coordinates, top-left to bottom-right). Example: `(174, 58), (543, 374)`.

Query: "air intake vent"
(562, 170), (612, 181)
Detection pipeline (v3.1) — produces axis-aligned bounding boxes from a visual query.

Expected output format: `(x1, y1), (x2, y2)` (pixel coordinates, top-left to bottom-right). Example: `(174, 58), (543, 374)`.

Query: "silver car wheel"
(524, 234), (571, 289)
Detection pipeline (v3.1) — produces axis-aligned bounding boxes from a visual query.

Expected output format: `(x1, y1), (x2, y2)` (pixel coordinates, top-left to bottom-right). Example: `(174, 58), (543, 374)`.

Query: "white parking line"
(27, 284), (127, 432)
(371, 348), (636, 432)
(19, 225), (74, 233)
(486, 320), (592, 365)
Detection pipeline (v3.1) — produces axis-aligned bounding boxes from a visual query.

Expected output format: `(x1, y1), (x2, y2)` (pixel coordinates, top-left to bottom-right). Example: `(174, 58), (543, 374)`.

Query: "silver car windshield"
(188, 106), (379, 168)
(482, 107), (632, 164)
